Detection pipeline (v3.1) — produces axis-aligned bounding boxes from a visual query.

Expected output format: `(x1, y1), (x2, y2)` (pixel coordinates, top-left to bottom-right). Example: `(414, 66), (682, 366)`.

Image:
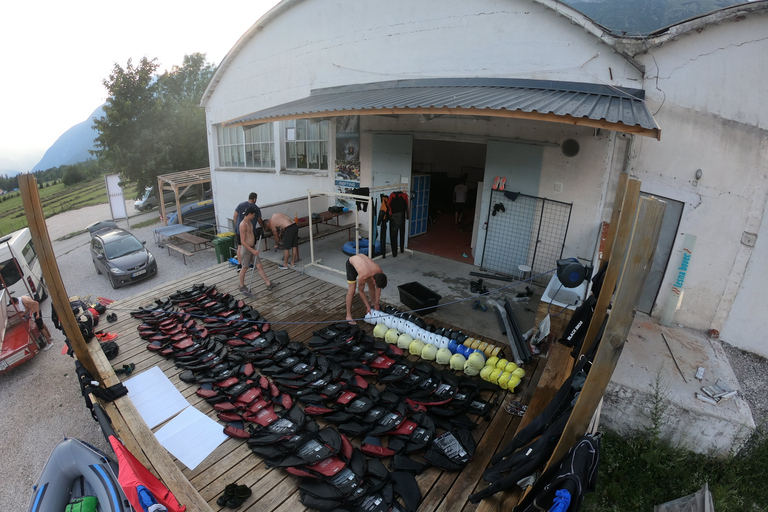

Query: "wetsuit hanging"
(378, 195), (390, 258)
(389, 191), (409, 257)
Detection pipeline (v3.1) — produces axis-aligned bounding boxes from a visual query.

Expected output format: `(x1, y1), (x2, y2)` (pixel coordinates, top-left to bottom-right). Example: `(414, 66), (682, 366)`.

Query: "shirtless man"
(266, 212), (300, 269)
(345, 254), (387, 324)
(238, 206), (278, 297)
(233, 192), (265, 268)
(11, 295), (53, 350)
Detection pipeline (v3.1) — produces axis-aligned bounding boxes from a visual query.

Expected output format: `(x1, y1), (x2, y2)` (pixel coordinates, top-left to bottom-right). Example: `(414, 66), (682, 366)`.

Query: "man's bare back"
(349, 254), (382, 281)
(268, 212), (293, 231)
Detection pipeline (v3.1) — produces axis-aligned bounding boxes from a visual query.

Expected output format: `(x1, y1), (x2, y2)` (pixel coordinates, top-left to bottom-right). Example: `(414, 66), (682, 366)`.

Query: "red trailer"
(0, 289), (42, 375)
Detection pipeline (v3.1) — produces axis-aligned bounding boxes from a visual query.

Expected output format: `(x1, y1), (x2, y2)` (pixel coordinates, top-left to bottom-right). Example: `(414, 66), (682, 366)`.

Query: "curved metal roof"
(225, 78), (660, 139)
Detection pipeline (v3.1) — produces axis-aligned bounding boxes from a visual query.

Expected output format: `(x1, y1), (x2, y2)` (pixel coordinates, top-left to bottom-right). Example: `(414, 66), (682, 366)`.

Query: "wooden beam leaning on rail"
(543, 193), (666, 474)
(18, 174), (101, 379)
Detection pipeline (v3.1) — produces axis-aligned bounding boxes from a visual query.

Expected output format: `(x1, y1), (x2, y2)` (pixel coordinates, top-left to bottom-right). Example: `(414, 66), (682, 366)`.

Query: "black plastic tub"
(398, 281), (442, 315)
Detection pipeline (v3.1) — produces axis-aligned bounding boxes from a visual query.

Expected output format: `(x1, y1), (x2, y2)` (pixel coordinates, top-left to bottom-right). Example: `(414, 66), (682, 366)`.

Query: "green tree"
(62, 166), (85, 186)
(156, 53), (215, 173)
(91, 53), (214, 190)
(91, 57), (163, 190)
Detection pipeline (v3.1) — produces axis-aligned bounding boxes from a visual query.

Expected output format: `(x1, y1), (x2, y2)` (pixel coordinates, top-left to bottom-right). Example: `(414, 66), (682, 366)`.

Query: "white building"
(201, 0), (768, 357)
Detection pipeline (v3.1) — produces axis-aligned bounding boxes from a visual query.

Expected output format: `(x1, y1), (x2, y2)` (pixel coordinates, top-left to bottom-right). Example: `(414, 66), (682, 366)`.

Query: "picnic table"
(151, 224), (195, 246)
(173, 232), (212, 252)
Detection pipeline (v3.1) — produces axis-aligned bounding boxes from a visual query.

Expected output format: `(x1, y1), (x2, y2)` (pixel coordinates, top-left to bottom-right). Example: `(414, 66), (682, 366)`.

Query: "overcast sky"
(0, 0), (281, 173)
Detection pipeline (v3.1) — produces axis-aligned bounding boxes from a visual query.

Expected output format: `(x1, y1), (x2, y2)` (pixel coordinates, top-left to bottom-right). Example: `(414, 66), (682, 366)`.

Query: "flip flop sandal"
(499, 177), (506, 191)
(492, 176), (501, 190)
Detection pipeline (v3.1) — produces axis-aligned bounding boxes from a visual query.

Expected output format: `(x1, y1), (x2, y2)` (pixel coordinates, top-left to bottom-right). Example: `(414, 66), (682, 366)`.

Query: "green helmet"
(386, 329), (401, 345)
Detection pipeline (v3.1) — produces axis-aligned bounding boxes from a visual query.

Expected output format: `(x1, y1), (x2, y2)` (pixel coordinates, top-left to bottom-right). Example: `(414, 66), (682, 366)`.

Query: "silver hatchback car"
(90, 225), (158, 289)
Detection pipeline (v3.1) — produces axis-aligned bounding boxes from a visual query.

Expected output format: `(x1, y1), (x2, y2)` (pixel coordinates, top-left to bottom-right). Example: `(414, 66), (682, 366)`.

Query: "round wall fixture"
(561, 139), (580, 157)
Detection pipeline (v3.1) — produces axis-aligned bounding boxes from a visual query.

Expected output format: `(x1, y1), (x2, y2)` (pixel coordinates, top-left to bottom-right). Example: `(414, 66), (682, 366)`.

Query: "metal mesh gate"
(480, 189), (572, 286)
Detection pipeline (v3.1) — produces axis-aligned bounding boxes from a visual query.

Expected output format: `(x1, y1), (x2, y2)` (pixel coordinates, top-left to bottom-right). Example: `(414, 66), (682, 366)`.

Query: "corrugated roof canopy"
(225, 78), (660, 140)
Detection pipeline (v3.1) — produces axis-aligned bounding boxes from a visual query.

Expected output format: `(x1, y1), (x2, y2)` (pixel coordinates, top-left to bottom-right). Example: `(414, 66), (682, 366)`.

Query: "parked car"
(134, 186), (197, 211)
(89, 226), (157, 289)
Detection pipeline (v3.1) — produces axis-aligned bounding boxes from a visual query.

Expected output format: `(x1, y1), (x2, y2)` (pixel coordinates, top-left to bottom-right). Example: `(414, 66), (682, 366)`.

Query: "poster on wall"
(335, 115), (360, 208)
(336, 115), (360, 161)
(335, 160), (360, 210)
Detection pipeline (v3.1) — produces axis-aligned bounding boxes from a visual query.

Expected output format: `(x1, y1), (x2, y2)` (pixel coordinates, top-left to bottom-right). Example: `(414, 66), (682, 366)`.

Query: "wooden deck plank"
(95, 257), (559, 512)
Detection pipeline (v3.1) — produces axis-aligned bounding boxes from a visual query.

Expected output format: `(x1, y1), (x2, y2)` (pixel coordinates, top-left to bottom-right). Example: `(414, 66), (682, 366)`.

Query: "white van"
(0, 228), (48, 303)
(134, 186), (196, 211)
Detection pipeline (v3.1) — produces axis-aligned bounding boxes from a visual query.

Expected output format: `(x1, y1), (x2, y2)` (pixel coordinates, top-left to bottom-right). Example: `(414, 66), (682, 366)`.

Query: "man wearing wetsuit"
(345, 254), (387, 324)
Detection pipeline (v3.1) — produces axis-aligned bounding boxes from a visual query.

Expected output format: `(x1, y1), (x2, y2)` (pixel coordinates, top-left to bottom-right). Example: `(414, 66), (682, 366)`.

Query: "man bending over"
(345, 254), (387, 324)
(266, 212), (300, 269)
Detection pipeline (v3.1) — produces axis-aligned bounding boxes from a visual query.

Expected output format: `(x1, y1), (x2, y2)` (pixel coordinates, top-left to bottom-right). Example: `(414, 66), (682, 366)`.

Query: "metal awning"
(225, 78), (661, 140)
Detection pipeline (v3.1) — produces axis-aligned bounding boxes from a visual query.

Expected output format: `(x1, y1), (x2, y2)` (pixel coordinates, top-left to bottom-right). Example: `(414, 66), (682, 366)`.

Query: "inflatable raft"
(342, 238), (382, 256)
(28, 437), (130, 512)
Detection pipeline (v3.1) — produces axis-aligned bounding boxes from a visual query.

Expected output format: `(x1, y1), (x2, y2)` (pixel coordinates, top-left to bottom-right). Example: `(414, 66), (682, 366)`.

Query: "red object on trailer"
(0, 290), (41, 375)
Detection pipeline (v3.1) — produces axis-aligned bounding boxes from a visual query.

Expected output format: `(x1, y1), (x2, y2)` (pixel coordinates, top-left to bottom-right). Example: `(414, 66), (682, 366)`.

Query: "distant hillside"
(32, 105), (103, 172)
(564, 0), (744, 34)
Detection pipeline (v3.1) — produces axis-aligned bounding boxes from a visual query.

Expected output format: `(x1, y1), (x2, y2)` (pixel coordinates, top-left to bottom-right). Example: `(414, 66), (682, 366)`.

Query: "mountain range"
(30, 105), (103, 173)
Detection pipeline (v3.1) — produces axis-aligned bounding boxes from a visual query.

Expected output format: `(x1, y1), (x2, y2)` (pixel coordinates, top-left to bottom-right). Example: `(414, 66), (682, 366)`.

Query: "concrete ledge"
(601, 313), (755, 457)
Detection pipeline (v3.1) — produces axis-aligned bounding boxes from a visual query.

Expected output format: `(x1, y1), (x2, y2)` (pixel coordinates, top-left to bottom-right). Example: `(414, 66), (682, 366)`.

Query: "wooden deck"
(90, 260), (553, 512)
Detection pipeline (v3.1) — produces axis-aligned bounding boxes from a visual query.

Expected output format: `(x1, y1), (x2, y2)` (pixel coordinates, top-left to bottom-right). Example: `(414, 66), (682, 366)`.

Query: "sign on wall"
(335, 115), (360, 209)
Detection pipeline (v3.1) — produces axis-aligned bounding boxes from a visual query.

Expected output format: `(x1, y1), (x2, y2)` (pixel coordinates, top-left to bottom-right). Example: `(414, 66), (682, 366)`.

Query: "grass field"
(0, 178), (137, 236)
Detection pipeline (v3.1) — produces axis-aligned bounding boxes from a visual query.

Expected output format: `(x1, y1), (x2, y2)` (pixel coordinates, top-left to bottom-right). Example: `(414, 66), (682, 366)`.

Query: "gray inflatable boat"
(28, 437), (131, 512)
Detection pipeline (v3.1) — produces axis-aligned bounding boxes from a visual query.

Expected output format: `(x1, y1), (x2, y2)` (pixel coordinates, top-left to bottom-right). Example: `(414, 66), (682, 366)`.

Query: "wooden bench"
(166, 243), (194, 265)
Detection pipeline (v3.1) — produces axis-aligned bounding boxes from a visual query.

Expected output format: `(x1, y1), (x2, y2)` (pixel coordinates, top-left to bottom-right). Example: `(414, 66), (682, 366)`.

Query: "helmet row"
(373, 326), (490, 377)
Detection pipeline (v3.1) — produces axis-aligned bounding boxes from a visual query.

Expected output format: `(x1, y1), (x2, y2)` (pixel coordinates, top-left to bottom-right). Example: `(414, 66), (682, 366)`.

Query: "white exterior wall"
(204, 0), (644, 255)
(631, 14), (768, 355)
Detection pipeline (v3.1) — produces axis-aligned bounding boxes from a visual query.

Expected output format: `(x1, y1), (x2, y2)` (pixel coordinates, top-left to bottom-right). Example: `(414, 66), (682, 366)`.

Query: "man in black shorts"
(266, 212), (300, 269)
(345, 254), (387, 324)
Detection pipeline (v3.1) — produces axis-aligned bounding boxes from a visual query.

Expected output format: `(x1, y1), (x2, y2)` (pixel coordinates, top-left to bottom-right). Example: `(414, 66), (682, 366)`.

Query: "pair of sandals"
(217, 483), (252, 509)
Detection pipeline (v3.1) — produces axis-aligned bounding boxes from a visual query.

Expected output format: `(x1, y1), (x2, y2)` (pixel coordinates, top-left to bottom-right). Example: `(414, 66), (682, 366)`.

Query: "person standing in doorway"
(266, 212), (300, 269)
(345, 254), (387, 324)
(453, 174), (468, 228)
(238, 206), (278, 297)
(233, 192), (266, 268)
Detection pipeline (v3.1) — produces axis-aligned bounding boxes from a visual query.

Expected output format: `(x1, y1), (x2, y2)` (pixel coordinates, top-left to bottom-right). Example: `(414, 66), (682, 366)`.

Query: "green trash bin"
(212, 236), (234, 264)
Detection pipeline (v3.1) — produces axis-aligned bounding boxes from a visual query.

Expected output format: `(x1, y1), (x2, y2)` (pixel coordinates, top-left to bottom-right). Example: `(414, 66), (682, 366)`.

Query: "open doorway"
(407, 139), (486, 262)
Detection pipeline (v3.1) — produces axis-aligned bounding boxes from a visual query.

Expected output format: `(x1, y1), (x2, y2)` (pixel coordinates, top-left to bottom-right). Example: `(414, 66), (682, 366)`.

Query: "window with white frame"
(244, 123), (275, 168)
(217, 125), (245, 167)
(286, 119), (329, 171)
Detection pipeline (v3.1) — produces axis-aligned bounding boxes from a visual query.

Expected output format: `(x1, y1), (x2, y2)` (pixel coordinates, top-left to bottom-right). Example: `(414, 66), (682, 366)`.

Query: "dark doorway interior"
(408, 139), (486, 262)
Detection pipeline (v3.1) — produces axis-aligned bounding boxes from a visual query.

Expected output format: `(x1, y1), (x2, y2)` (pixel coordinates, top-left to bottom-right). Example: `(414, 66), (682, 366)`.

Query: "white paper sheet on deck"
(154, 406), (228, 470)
(124, 365), (189, 429)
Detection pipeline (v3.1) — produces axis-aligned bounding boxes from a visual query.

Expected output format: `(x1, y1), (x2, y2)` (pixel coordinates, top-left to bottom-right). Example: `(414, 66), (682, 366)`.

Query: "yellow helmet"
(498, 372), (513, 390)
(421, 343), (438, 361)
(489, 368), (504, 385)
(409, 339), (425, 356)
(449, 353), (467, 371)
